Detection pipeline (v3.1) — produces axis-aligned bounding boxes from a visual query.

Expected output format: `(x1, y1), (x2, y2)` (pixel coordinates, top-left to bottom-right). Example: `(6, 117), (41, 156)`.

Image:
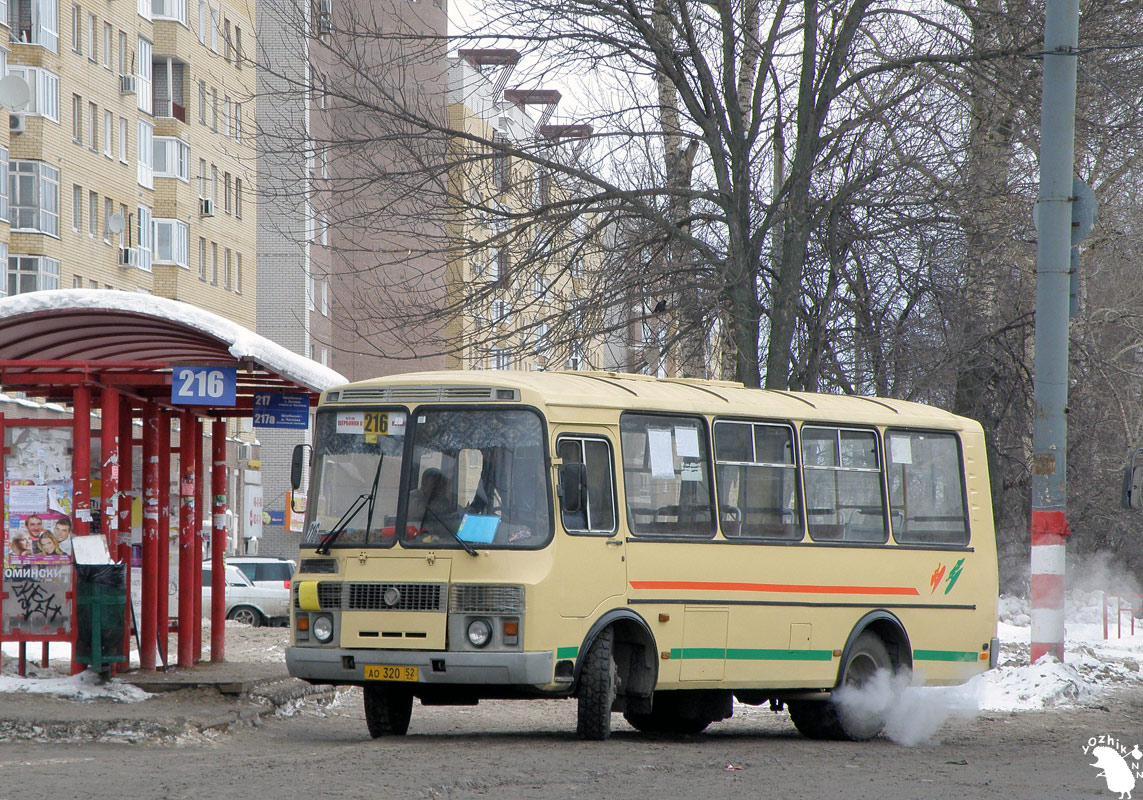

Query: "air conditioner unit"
(118, 246), (139, 267)
(119, 74), (137, 94)
(199, 197), (214, 216)
(9, 114), (25, 134)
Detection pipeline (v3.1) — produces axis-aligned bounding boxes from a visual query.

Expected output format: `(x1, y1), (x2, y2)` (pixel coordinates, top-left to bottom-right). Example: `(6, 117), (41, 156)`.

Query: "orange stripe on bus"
(628, 580), (920, 596)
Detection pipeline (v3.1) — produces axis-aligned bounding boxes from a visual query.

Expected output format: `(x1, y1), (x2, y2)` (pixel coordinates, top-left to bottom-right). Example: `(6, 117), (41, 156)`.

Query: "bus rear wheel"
(363, 684), (413, 738)
(576, 628), (617, 740)
(788, 631), (891, 741)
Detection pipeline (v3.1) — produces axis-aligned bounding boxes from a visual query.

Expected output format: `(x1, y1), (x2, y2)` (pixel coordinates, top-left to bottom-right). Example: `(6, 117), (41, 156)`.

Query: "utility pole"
(1030, 0), (1080, 663)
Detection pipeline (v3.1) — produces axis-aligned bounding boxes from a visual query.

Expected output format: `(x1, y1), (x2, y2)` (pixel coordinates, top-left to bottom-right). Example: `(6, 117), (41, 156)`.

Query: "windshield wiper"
(418, 503), (479, 557)
(316, 453), (386, 555)
(314, 493), (369, 554)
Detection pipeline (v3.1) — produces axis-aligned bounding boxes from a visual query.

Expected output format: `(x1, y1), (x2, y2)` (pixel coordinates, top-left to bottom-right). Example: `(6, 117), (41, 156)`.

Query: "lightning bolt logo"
(944, 558), (965, 595)
(930, 564), (946, 594)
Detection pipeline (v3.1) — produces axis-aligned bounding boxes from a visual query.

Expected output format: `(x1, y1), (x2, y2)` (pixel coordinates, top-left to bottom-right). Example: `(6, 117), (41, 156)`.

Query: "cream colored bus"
(287, 370), (998, 740)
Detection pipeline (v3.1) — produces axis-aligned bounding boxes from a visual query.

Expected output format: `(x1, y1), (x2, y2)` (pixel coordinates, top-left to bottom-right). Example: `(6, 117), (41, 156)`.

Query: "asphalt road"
(0, 686), (1140, 800)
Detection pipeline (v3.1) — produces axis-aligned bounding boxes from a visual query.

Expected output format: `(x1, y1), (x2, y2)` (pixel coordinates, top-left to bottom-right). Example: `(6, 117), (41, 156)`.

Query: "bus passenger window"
(802, 426), (887, 543)
(620, 413), (715, 536)
(886, 430), (969, 545)
(557, 437), (616, 534)
(713, 421), (801, 539)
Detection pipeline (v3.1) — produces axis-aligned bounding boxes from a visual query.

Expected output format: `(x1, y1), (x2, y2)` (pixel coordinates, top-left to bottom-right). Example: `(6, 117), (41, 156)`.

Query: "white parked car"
(225, 556), (296, 590)
(202, 562), (291, 626)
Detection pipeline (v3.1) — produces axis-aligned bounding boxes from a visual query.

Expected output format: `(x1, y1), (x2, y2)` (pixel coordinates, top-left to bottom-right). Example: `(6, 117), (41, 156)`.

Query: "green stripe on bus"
(670, 647), (834, 661)
(913, 649), (979, 663)
(556, 646), (579, 659)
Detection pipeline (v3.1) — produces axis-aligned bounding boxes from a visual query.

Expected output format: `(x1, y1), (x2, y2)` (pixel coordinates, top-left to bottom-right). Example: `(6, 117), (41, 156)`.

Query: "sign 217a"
(171, 366), (237, 406)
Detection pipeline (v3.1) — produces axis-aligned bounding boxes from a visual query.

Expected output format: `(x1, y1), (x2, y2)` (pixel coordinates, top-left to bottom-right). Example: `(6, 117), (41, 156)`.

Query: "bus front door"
(553, 429), (627, 618)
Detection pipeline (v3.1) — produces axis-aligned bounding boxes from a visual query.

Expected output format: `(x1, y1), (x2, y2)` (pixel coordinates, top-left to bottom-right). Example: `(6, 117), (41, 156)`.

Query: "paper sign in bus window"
(890, 436), (913, 465)
(674, 426), (700, 458)
(648, 429), (675, 478)
(457, 514), (500, 543)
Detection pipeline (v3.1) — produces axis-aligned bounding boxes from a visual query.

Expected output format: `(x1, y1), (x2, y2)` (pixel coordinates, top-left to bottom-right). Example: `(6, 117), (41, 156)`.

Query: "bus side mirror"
(559, 462), (586, 514)
(1123, 466), (1143, 510)
(291, 444), (309, 491)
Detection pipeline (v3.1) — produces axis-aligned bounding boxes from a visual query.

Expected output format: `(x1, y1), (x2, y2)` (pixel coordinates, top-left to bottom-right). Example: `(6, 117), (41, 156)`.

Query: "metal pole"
(211, 420), (228, 661)
(1030, 0), (1079, 664)
(157, 410), (171, 664)
(117, 399), (133, 670)
(178, 411), (196, 667)
(100, 387), (119, 552)
(194, 417), (204, 662)
(141, 400), (160, 671)
(72, 384), (91, 538)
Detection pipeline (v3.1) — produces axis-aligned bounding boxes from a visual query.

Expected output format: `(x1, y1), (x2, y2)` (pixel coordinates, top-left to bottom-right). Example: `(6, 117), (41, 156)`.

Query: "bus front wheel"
(787, 631), (891, 741)
(363, 684), (413, 738)
(576, 627), (617, 741)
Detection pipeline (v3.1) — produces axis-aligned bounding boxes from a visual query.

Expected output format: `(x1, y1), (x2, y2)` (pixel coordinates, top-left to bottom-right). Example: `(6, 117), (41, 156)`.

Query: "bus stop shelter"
(0, 290), (344, 673)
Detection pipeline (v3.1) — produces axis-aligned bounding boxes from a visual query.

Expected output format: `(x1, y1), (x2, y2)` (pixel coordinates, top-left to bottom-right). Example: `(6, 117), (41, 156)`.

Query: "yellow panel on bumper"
(296, 581), (321, 612)
(341, 610), (447, 649)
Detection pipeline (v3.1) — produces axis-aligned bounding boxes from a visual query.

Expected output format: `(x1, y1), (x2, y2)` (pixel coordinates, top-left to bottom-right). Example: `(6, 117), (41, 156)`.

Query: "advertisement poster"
(2, 426), (75, 636)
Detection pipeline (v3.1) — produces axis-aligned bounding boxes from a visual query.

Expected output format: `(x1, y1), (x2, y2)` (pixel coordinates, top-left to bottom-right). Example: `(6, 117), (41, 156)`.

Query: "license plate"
(364, 664), (418, 682)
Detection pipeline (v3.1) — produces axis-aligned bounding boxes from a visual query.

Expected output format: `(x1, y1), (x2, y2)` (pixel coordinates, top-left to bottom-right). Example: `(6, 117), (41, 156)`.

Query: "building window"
(209, 87), (217, 130)
(198, 79), (205, 124)
(11, 0), (61, 52)
(88, 190), (96, 236)
(71, 93), (81, 143)
(119, 117), (128, 163)
(234, 177), (242, 218)
(9, 160), (60, 236)
(196, 0), (205, 42)
(210, 164), (217, 204)
(152, 0), (187, 25)
(223, 171), (230, 213)
(234, 25), (242, 66)
(72, 183), (81, 230)
(87, 13), (95, 60)
(210, 241), (217, 283)
(492, 348), (510, 371)
(153, 218), (188, 266)
(136, 205), (152, 271)
(153, 137), (190, 181)
(233, 101), (241, 141)
(222, 16), (229, 61)
(102, 22), (111, 68)
(70, 3), (79, 52)
(198, 236), (206, 279)
(235, 252), (242, 293)
(209, 5), (217, 52)
(223, 247), (231, 289)
(137, 0), (151, 21)
(222, 95), (229, 137)
(7, 255), (60, 295)
(104, 110), (113, 157)
(7, 67), (59, 122)
(321, 279), (328, 314)
(0, 150), (10, 223)
(136, 36), (152, 114)
(87, 100), (97, 150)
(198, 158), (208, 197)
(137, 120), (154, 188)
(103, 197), (112, 242)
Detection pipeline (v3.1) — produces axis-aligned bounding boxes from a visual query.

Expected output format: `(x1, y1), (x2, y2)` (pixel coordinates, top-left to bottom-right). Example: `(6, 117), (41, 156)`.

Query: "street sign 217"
(171, 366), (237, 406)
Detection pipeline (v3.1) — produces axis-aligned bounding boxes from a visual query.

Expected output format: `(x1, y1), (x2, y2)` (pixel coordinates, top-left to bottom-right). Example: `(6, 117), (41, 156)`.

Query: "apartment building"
(2, 0), (256, 328)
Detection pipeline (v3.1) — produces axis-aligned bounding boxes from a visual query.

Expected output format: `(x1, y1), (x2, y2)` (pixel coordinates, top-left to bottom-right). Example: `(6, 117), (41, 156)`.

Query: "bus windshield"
(402, 408), (552, 549)
(304, 406), (552, 550)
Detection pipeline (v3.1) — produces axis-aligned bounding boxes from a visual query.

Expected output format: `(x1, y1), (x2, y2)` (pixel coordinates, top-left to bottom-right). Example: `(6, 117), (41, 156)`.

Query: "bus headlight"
(466, 618), (493, 648)
(312, 614), (335, 643)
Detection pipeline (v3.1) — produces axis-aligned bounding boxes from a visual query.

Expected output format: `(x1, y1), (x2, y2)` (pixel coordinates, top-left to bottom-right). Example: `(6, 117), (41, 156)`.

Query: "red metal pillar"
(71, 384), (91, 675)
(177, 411), (197, 667)
(194, 417), (205, 661)
(211, 419), (228, 662)
(141, 400), (160, 671)
(72, 384), (91, 537)
(99, 387), (119, 551)
(117, 400), (133, 669)
(157, 410), (171, 665)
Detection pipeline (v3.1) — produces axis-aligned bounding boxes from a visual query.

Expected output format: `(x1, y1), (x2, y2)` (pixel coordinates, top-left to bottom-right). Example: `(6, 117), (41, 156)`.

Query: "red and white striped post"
(1030, 511), (1068, 662)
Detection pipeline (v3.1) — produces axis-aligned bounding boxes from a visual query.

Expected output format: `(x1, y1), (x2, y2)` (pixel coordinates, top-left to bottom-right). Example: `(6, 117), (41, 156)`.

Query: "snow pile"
(0, 669), (150, 703)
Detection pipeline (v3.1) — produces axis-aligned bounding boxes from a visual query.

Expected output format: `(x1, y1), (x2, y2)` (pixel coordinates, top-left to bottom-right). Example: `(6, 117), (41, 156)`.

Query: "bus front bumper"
(286, 646), (556, 687)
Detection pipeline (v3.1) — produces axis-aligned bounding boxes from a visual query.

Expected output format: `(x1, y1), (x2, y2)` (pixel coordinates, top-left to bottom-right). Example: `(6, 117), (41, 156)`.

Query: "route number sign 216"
(171, 366), (237, 406)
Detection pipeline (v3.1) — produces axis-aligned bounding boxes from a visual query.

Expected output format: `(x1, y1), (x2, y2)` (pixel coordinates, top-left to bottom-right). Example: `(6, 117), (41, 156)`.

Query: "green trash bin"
(75, 563), (128, 676)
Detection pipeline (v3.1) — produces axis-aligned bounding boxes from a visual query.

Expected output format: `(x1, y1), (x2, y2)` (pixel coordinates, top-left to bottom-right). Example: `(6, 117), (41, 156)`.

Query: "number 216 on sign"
(171, 366), (237, 406)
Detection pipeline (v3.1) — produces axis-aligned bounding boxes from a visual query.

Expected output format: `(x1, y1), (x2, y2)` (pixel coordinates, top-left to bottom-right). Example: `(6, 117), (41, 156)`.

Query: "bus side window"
(802, 426), (888, 543)
(714, 420), (801, 540)
(557, 436), (617, 534)
(886, 430), (969, 545)
(620, 413), (715, 537)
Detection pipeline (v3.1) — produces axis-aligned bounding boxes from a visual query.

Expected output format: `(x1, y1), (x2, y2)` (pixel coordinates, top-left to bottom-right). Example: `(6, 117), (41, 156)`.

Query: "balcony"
(154, 99), (187, 123)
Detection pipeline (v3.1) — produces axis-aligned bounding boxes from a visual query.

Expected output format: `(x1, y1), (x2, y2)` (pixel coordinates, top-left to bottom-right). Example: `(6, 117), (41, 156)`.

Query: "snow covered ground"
(2, 592), (1141, 720)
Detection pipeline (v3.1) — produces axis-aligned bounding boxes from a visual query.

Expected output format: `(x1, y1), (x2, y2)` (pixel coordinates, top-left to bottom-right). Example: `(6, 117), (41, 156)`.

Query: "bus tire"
(576, 627), (617, 740)
(788, 631), (891, 741)
(363, 684), (413, 738)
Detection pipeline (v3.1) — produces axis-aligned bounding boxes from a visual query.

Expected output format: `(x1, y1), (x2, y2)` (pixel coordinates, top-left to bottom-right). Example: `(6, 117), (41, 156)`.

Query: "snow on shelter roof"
(0, 290), (345, 401)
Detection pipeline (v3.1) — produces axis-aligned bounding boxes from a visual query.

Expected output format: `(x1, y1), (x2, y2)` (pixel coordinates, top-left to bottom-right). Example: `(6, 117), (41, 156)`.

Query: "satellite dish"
(0, 75), (30, 112)
(108, 213), (125, 234)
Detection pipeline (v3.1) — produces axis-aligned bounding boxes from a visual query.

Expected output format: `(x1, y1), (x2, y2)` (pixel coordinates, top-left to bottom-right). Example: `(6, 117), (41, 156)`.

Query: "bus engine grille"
(347, 582), (445, 611)
(449, 584), (525, 614)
